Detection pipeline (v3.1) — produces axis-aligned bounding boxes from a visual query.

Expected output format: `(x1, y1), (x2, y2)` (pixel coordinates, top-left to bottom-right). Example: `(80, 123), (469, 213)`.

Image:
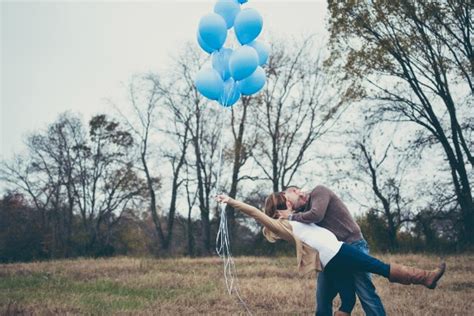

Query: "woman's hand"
(277, 209), (294, 219)
(215, 194), (230, 204)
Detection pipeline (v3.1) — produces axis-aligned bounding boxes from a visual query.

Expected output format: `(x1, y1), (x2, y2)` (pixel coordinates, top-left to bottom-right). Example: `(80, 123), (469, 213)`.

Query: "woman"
(215, 193), (446, 316)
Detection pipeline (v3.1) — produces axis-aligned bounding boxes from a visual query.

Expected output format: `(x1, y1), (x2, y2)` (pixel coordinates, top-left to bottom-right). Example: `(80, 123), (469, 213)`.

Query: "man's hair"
(264, 192), (287, 219)
(283, 185), (300, 191)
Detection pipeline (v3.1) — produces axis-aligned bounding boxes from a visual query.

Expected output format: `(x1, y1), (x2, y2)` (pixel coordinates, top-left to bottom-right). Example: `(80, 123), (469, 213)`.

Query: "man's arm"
(290, 186), (331, 224)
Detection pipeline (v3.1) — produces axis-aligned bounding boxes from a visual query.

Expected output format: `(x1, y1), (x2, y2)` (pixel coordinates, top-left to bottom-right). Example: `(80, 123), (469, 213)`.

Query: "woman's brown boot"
(334, 311), (350, 316)
(389, 262), (446, 289)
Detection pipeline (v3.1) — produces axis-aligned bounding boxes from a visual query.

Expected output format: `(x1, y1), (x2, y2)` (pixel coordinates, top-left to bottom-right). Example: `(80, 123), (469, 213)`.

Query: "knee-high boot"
(389, 262), (446, 289)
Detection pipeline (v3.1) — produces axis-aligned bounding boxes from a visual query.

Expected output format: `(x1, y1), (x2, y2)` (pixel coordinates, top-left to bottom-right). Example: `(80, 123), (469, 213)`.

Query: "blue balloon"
(247, 40), (269, 65)
(219, 78), (241, 107)
(234, 8), (263, 45)
(197, 31), (214, 54)
(238, 0), (248, 3)
(195, 67), (224, 101)
(212, 48), (233, 81)
(198, 13), (228, 50)
(229, 45), (259, 80)
(214, 0), (241, 29)
(239, 66), (266, 95)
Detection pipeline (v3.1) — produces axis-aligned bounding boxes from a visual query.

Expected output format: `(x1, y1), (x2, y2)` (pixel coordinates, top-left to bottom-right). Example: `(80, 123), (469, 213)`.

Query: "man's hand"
(277, 209), (293, 219)
(215, 194), (230, 204)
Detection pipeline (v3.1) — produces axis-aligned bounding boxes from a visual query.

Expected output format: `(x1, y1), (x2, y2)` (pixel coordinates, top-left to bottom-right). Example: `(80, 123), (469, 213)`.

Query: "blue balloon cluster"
(195, 0), (269, 107)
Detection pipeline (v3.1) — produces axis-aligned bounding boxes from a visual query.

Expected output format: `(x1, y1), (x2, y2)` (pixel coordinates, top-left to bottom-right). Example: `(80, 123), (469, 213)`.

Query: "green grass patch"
(0, 271), (216, 313)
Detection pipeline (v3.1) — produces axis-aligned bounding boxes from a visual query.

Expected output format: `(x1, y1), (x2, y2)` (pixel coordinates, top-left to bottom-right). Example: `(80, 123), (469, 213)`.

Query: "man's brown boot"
(389, 262), (446, 289)
(334, 311), (350, 316)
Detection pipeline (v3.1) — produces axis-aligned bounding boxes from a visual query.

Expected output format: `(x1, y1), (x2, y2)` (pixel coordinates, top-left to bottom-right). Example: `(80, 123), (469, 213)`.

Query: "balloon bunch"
(195, 0), (269, 107)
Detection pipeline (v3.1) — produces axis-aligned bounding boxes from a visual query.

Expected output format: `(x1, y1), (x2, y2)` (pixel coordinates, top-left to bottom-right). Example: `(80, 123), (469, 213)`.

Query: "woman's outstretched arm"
(216, 194), (291, 241)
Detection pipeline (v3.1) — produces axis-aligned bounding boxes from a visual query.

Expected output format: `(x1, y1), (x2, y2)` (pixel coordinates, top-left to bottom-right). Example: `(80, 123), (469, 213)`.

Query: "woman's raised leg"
(329, 244), (446, 289)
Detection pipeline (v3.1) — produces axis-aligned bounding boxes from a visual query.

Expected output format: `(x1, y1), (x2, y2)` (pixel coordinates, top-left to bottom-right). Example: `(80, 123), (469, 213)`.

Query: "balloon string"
(214, 103), (252, 315)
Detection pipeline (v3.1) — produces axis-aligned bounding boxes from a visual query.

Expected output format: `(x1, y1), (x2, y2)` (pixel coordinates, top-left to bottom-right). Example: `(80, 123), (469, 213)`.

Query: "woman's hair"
(264, 192), (287, 219)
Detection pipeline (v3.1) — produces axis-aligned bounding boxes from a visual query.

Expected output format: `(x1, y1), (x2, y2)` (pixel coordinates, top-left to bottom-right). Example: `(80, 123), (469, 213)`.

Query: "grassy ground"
(0, 254), (472, 315)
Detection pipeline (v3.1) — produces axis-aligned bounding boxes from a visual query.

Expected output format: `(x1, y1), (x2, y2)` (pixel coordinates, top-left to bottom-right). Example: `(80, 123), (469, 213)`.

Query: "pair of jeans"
(322, 243), (390, 314)
(315, 239), (387, 316)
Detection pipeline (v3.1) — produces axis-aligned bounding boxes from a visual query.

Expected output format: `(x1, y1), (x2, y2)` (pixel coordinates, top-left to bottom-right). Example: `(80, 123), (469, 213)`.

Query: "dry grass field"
(0, 254), (473, 315)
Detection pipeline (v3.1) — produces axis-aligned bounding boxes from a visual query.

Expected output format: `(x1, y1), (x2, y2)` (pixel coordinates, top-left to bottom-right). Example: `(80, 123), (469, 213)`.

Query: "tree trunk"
(225, 99), (250, 249)
(141, 152), (166, 252)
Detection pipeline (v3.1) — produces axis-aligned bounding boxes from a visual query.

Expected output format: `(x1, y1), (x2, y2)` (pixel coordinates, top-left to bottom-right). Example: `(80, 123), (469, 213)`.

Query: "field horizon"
(1, 254), (473, 315)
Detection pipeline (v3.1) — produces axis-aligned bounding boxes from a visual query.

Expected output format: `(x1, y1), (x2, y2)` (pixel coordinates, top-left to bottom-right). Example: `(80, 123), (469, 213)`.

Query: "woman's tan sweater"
(227, 198), (322, 275)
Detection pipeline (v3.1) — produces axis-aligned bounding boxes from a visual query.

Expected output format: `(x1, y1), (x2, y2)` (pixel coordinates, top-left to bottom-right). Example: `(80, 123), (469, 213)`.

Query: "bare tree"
(157, 43), (222, 255)
(1, 113), (85, 257)
(223, 96), (260, 248)
(72, 114), (144, 253)
(115, 73), (191, 252)
(154, 72), (194, 252)
(1, 113), (142, 256)
(327, 0), (473, 246)
(250, 36), (348, 192)
(353, 134), (414, 250)
(190, 103), (222, 254)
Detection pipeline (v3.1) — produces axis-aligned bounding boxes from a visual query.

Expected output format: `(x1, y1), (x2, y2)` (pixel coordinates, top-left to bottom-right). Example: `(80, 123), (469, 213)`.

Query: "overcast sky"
(1, 0), (327, 159)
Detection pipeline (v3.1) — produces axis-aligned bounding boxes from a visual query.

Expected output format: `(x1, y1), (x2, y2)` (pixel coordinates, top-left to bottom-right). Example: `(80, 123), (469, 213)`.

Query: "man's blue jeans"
(315, 239), (386, 316)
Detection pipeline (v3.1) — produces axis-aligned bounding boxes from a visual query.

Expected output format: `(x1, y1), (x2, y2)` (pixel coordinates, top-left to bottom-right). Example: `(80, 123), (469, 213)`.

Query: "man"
(277, 185), (386, 316)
